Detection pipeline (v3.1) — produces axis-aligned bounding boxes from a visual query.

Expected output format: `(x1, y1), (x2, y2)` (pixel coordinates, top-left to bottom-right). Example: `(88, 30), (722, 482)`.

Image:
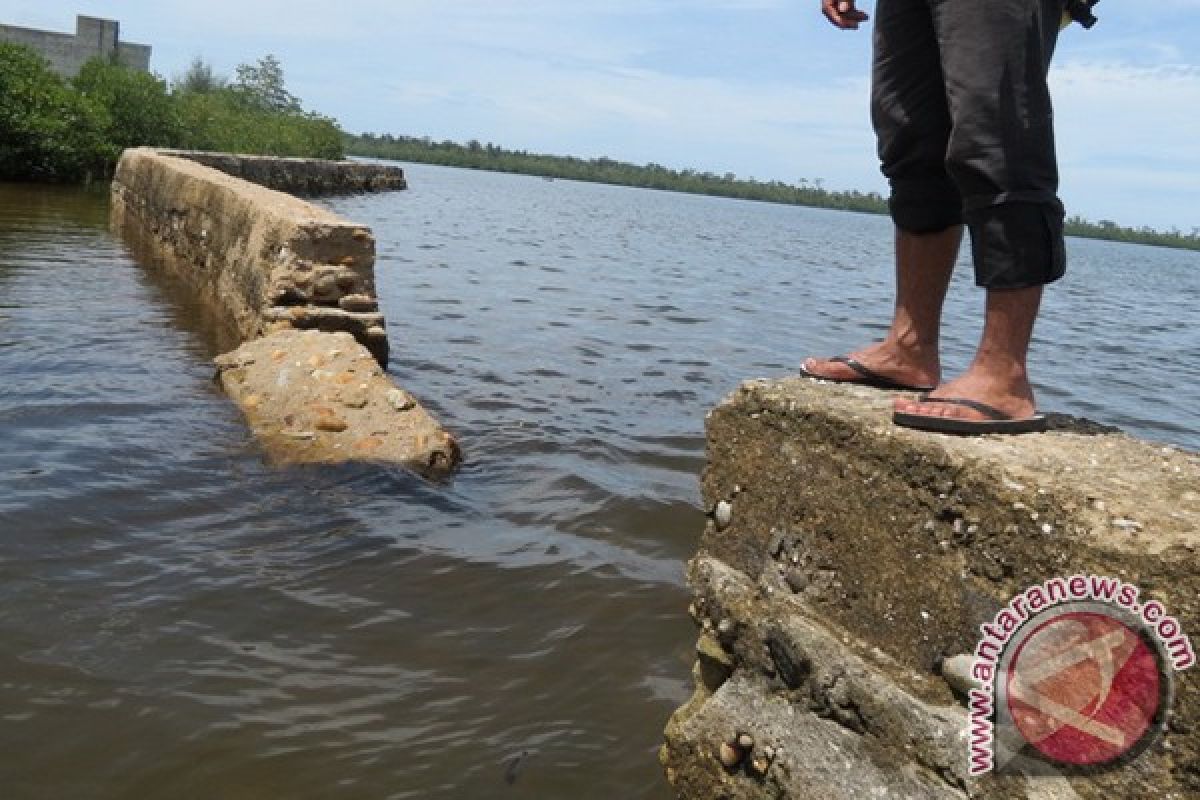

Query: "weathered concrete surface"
(112, 148), (388, 362)
(215, 330), (460, 475)
(663, 377), (1198, 799)
(162, 150), (407, 195)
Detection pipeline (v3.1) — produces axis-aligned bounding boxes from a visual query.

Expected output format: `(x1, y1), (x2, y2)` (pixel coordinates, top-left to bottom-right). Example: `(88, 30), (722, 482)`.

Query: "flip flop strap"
(918, 396), (1014, 421)
(830, 356), (893, 386)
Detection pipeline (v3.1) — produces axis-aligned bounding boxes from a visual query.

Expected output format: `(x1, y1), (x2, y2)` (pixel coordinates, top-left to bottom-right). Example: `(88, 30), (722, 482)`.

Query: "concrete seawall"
(662, 378), (1197, 799)
(113, 149), (390, 360)
(161, 150), (408, 195)
(111, 148), (460, 475)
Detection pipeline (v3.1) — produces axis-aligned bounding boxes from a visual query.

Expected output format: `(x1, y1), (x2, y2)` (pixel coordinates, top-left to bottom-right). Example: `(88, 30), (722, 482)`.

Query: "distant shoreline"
(345, 133), (1200, 254)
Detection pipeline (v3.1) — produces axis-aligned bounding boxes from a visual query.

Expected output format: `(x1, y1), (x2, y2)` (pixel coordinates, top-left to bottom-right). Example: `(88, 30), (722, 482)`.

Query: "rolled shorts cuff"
(965, 199), (1067, 289)
(888, 176), (963, 234)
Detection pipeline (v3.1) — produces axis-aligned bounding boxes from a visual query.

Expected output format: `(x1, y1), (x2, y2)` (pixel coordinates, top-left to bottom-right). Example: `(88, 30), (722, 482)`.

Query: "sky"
(3, 1), (1199, 231)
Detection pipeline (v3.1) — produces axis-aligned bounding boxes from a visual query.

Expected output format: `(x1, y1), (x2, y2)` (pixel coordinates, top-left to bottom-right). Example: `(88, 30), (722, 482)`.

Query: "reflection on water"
(0, 168), (1197, 798)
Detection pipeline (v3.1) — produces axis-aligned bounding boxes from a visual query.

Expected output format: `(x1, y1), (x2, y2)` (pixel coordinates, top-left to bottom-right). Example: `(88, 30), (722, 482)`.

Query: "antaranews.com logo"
(967, 575), (1194, 775)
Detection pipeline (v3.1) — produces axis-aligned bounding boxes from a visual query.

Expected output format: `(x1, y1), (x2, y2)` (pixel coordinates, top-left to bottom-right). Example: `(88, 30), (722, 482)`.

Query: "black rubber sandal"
(799, 356), (936, 393)
(893, 396), (1047, 435)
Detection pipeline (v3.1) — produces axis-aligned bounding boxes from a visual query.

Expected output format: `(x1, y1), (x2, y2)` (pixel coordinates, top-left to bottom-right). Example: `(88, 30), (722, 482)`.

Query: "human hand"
(822, 0), (869, 29)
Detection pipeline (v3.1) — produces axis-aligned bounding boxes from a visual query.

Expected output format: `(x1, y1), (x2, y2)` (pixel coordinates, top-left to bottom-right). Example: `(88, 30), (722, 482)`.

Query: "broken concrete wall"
(111, 148), (459, 475)
(662, 377), (1197, 799)
(112, 148), (389, 362)
(161, 150), (407, 195)
(214, 330), (460, 476)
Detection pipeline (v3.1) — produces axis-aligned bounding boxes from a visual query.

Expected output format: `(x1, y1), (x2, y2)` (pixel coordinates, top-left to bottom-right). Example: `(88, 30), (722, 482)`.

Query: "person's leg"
(894, 285), (1042, 420)
(895, 0), (1065, 423)
(804, 225), (960, 389)
(804, 0), (963, 389)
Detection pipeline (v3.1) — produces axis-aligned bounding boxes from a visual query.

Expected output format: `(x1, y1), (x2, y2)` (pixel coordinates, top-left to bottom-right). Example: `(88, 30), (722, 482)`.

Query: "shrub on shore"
(0, 44), (110, 182)
(172, 54), (343, 160)
(74, 57), (181, 156)
(0, 46), (344, 183)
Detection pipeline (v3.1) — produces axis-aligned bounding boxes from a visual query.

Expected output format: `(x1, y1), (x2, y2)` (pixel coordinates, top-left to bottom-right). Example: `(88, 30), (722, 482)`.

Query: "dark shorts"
(871, 0), (1067, 288)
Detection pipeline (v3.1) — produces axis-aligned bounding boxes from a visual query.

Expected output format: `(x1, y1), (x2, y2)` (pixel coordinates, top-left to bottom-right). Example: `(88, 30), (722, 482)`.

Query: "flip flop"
(799, 356), (936, 393)
(893, 396), (1047, 435)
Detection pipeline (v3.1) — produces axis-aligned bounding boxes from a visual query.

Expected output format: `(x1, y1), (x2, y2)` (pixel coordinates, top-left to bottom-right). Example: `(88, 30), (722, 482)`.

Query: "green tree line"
(1062, 215), (1200, 252)
(346, 133), (887, 214)
(0, 45), (343, 183)
(346, 133), (1200, 253)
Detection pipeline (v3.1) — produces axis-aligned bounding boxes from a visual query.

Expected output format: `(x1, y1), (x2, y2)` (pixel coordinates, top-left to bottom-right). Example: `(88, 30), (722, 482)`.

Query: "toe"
(803, 356), (847, 381)
(892, 396), (926, 414)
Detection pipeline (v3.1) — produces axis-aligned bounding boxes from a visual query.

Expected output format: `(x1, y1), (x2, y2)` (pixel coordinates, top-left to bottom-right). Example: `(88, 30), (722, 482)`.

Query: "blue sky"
(4, 1), (1199, 230)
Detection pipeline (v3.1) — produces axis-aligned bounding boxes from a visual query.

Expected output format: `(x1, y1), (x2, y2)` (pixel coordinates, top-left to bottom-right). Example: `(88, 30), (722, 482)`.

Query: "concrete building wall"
(0, 15), (151, 77)
(117, 42), (152, 71)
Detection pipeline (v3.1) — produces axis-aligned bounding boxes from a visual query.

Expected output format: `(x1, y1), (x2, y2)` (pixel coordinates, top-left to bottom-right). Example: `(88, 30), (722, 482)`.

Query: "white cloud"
(1052, 60), (1200, 227)
(340, 44), (876, 185)
(6, 0), (1198, 229)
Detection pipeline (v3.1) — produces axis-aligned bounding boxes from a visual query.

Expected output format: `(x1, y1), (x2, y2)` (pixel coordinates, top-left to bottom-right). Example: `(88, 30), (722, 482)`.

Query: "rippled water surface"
(1, 168), (1197, 799)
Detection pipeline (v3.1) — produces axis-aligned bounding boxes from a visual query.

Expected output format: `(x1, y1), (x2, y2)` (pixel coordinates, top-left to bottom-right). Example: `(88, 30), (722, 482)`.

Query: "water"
(0, 167), (1196, 799)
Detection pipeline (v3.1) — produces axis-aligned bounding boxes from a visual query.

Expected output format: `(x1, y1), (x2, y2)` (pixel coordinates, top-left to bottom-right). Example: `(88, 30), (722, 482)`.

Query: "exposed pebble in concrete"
(747, 750), (773, 778)
(784, 569), (808, 594)
(717, 741), (742, 769)
(314, 409), (349, 432)
(339, 293), (379, 312)
(939, 654), (979, 699)
(387, 388), (417, 412)
(714, 500), (733, 531)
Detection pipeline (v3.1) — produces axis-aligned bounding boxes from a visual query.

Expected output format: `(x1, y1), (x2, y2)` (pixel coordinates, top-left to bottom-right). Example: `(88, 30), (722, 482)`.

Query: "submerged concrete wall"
(662, 378), (1197, 799)
(111, 148), (459, 475)
(162, 150), (407, 195)
(214, 330), (459, 473)
(113, 148), (390, 361)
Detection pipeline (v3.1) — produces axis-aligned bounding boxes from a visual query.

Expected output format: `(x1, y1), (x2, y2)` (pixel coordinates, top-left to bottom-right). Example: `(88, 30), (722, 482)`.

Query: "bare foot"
(803, 340), (940, 391)
(892, 366), (1037, 421)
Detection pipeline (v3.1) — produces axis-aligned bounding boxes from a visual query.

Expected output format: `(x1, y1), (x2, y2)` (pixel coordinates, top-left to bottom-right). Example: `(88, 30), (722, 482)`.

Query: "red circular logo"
(1006, 611), (1162, 766)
